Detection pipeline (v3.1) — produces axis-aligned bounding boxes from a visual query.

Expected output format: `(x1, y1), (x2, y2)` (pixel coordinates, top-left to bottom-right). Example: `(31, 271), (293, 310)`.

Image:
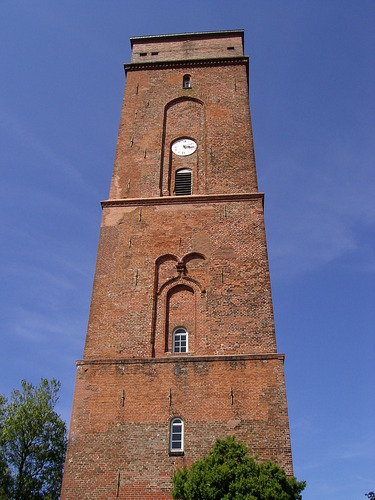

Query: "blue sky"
(1, 1), (374, 498)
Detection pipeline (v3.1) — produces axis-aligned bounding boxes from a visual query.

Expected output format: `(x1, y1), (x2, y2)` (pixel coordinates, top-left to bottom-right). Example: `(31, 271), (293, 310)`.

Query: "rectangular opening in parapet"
(227, 46), (235, 50)
(140, 52), (147, 56)
(151, 52), (159, 56)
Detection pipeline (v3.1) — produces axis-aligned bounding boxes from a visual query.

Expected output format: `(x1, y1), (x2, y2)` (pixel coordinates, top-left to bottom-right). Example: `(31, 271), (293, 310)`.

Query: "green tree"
(172, 436), (306, 500)
(0, 379), (67, 500)
(0, 394), (13, 499)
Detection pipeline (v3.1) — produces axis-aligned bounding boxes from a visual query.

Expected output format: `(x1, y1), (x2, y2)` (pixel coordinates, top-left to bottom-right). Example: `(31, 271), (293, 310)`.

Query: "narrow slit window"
(175, 169), (192, 196)
(183, 74), (191, 89)
(170, 418), (184, 452)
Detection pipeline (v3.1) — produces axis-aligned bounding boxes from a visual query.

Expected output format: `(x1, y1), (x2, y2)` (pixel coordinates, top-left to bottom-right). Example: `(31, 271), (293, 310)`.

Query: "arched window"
(170, 418), (184, 452)
(175, 169), (192, 195)
(173, 328), (188, 353)
(183, 74), (191, 89)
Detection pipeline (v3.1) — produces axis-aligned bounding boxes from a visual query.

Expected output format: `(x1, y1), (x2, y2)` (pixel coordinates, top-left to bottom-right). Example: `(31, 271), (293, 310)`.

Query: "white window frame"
(170, 418), (184, 452)
(173, 327), (188, 353)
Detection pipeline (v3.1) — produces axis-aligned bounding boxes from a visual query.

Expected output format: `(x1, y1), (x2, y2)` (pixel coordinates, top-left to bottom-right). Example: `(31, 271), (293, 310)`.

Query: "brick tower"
(61, 30), (293, 499)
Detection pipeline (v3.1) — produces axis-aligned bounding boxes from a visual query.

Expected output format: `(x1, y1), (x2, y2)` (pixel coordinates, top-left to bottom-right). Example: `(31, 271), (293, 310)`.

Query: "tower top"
(129, 30), (245, 64)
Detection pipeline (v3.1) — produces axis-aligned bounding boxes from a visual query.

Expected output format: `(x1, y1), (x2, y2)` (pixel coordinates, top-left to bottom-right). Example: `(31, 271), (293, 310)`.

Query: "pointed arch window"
(183, 74), (191, 89)
(170, 418), (184, 453)
(173, 327), (188, 353)
(175, 169), (192, 196)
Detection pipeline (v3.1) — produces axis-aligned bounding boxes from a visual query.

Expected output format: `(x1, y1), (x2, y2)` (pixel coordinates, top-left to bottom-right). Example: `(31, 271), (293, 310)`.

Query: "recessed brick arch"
(160, 97), (206, 196)
(151, 253), (206, 357)
(165, 283), (195, 353)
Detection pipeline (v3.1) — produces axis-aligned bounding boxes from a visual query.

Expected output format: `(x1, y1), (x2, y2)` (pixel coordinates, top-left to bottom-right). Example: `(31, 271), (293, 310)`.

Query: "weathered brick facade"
(61, 30), (293, 499)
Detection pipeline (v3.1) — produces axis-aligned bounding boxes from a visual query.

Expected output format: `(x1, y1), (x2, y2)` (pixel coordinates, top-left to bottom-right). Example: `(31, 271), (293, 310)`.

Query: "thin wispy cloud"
(266, 146), (374, 277)
(0, 105), (98, 196)
(11, 306), (84, 344)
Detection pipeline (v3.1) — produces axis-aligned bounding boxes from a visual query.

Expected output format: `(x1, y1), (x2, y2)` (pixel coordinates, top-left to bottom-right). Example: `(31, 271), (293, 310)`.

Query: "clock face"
(172, 138), (197, 156)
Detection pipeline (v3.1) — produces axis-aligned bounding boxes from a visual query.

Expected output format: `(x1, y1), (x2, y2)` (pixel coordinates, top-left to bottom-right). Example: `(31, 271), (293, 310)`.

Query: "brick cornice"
(124, 56), (249, 74)
(76, 352), (284, 367)
(101, 192), (264, 209)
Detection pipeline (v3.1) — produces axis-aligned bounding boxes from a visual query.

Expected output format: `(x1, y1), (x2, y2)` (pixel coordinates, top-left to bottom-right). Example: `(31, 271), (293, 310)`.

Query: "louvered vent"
(175, 169), (192, 195)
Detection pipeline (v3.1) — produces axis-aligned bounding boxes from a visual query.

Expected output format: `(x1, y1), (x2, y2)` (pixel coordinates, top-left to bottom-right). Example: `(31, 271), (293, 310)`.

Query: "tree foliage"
(172, 436), (306, 500)
(0, 379), (67, 500)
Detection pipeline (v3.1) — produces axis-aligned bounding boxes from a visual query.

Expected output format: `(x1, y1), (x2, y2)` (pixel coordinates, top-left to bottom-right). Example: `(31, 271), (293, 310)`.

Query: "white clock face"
(172, 138), (197, 156)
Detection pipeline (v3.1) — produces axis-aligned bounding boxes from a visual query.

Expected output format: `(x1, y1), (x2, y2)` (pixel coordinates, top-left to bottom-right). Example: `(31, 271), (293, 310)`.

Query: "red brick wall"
(109, 61), (257, 200)
(82, 196), (276, 360)
(130, 31), (244, 63)
(61, 355), (292, 499)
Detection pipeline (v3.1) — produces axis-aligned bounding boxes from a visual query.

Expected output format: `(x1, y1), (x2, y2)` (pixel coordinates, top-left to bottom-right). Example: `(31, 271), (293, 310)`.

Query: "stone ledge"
(76, 352), (285, 367)
(101, 192), (264, 209)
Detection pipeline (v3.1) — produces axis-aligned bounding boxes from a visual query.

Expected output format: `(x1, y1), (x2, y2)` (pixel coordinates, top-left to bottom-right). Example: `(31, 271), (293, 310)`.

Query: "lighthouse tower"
(61, 30), (293, 499)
